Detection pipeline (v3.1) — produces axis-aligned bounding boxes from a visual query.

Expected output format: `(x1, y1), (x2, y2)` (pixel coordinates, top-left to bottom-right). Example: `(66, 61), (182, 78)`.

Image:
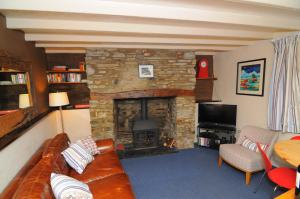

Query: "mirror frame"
(0, 50), (36, 149)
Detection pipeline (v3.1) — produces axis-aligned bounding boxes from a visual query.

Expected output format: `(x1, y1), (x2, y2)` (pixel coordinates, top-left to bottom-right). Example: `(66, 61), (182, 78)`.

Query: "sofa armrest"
(95, 139), (115, 153)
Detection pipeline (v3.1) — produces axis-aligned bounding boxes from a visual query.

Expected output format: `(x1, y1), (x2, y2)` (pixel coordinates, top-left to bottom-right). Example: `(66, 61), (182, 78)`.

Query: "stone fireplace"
(86, 49), (196, 149)
(114, 97), (176, 149)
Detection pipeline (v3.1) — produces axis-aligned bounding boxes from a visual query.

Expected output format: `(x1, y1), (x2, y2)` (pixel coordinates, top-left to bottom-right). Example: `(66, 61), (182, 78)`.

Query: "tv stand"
(196, 126), (236, 149)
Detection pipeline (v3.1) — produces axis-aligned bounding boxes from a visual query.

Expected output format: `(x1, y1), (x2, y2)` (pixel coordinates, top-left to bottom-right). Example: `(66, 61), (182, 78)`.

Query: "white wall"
(56, 109), (92, 142)
(0, 112), (58, 192)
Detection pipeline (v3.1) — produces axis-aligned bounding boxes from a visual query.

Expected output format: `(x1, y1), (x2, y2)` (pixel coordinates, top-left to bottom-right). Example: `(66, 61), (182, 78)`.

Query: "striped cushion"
(241, 137), (269, 152)
(61, 143), (94, 174)
(77, 136), (99, 156)
(50, 173), (93, 199)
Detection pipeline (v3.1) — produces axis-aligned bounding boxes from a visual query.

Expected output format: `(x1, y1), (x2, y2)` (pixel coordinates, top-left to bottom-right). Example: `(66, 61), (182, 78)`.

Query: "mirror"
(0, 62), (33, 139)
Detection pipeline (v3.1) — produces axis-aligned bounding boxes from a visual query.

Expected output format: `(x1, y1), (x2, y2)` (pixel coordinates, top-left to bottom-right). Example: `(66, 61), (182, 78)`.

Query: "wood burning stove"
(132, 98), (159, 149)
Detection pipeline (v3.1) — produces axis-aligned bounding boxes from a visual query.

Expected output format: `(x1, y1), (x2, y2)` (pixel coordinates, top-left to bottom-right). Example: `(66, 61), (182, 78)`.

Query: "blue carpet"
(121, 148), (283, 199)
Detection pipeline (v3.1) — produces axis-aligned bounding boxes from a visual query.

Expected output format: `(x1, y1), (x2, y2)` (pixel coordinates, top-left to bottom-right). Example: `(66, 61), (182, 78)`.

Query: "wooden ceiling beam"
(6, 17), (274, 39)
(26, 33), (257, 46)
(37, 43), (237, 51)
(227, 0), (300, 11)
(0, 0), (299, 30)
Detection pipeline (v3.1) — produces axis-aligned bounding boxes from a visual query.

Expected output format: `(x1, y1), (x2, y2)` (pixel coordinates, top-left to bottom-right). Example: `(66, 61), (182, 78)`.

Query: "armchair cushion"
(220, 144), (264, 172)
(241, 137), (269, 152)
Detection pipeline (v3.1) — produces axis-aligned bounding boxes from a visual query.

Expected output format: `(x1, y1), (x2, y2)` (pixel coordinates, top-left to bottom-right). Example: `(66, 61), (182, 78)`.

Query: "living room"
(0, 1), (300, 199)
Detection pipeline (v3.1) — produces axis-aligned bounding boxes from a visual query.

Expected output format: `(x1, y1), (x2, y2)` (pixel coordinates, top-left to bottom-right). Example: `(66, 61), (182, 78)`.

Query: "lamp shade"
(49, 92), (69, 107)
(19, 94), (30, 108)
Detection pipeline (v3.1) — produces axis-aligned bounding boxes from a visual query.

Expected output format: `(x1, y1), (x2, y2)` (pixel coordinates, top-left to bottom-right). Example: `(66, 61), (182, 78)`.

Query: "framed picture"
(139, 64), (154, 78)
(236, 58), (266, 96)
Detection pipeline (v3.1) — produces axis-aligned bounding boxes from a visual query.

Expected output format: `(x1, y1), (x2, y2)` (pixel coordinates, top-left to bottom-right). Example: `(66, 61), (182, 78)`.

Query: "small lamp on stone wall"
(49, 92), (69, 132)
(19, 93), (30, 108)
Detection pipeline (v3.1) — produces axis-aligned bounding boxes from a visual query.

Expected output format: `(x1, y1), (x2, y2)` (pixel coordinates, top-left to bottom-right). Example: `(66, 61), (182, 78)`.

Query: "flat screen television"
(198, 104), (237, 130)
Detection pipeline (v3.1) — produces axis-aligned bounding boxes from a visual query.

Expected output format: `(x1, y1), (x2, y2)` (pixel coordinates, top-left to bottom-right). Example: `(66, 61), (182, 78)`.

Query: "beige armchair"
(218, 126), (278, 185)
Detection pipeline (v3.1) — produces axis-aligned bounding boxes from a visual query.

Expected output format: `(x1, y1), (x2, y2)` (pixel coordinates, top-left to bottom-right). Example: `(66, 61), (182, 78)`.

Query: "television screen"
(198, 104), (237, 126)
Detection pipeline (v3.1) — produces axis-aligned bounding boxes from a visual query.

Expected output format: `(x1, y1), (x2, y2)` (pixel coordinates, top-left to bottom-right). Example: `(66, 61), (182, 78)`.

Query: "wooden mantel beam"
(90, 89), (195, 100)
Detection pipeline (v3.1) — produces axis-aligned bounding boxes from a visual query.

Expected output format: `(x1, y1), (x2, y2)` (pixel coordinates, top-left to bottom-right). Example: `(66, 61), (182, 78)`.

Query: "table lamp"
(49, 92), (69, 132)
(19, 93), (30, 108)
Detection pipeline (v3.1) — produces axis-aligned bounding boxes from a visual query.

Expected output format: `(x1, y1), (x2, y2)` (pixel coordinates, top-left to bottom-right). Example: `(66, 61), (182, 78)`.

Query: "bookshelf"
(0, 70), (31, 110)
(46, 71), (87, 84)
(46, 53), (90, 107)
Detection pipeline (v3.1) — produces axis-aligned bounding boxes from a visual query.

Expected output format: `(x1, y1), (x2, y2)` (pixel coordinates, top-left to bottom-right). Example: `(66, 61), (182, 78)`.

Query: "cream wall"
(214, 40), (274, 129)
(0, 112), (58, 192)
(56, 109), (92, 142)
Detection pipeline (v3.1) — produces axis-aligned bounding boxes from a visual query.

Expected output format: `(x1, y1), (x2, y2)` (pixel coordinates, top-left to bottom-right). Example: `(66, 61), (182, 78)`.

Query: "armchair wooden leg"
(218, 156), (223, 168)
(245, 172), (252, 185)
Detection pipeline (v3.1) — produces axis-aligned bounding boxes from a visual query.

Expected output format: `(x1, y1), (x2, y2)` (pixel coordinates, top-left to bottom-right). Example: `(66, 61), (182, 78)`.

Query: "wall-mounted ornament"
(139, 64), (154, 78)
(194, 55), (212, 79)
(197, 58), (209, 78)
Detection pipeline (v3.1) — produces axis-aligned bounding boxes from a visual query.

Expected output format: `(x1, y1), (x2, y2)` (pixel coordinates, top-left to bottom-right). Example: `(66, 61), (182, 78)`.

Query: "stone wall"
(86, 49), (196, 148)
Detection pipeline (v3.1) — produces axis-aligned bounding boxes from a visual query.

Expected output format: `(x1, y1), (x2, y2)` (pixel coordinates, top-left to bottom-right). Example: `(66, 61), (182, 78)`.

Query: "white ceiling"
(0, 0), (299, 54)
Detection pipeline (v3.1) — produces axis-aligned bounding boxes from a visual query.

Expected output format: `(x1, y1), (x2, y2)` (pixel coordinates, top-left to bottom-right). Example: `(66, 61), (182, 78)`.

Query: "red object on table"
(291, 136), (300, 140)
(116, 144), (125, 151)
(197, 58), (209, 78)
(74, 104), (90, 109)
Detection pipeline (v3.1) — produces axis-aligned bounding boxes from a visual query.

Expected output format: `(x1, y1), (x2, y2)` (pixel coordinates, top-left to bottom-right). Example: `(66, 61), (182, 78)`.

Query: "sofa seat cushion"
(87, 174), (135, 199)
(69, 151), (124, 183)
(95, 139), (115, 153)
(219, 144), (264, 172)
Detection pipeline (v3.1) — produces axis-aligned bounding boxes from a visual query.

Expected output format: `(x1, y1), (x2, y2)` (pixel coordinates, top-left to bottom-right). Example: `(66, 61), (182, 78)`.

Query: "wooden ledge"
(91, 89), (195, 100)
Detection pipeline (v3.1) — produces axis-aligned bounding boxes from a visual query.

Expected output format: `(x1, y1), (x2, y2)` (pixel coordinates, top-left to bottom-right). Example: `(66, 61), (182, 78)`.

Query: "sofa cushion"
(62, 143), (94, 174)
(87, 174), (135, 199)
(13, 159), (55, 199)
(50, 173), (93, 199)
(77, 136), (100, 155)
(43, 133), (70, 158)
(70, 151), (124, 183)
(42, 133), (71, 174)
(219, 144), (264, 172)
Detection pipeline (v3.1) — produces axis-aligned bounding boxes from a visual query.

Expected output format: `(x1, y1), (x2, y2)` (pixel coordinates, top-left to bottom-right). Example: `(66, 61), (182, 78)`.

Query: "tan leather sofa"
(1, 133), (135, 199)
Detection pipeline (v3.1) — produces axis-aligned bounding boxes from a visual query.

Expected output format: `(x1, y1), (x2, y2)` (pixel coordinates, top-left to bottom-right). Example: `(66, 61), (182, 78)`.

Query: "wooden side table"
(275, 188), (295, 199)
(274, 140), (300, 168)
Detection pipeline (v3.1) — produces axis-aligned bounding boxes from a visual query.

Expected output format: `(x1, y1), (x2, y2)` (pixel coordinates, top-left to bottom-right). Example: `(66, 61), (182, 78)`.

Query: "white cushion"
(241, 137), (268, 152)
(77, 136), (99, 156)
(61, 143), (94, 174)
(50, 173), (93, 199)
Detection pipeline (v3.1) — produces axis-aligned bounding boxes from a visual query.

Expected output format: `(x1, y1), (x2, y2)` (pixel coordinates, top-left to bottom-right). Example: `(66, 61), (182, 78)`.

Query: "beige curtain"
(268, 33), (300, 133)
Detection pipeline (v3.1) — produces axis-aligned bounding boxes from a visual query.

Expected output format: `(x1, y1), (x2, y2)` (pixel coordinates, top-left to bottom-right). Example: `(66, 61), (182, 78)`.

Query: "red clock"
(197, 58), (209, 78)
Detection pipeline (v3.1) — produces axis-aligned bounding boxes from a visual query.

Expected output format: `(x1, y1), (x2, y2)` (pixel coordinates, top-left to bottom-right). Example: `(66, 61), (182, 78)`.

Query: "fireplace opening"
(132, 98), (159, 149)
(114, 97), (176, 151)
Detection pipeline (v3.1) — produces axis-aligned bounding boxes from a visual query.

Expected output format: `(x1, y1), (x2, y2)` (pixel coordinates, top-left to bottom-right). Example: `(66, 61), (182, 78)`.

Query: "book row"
(47, 73), (83, 83)
(11, 73), (27, 84)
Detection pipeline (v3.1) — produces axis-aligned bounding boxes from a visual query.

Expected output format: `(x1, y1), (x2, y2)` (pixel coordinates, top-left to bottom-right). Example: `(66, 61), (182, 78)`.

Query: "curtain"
(268, 33), (300, 133)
